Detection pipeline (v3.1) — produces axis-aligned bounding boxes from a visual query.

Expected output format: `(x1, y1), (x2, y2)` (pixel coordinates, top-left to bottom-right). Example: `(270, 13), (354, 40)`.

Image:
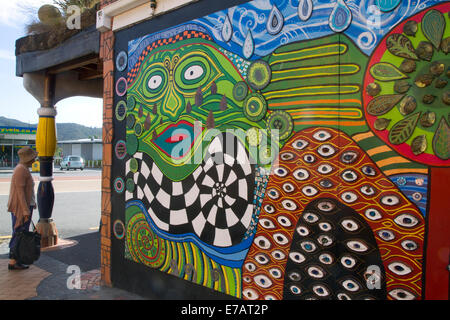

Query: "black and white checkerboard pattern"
(125, 133), (256, 247)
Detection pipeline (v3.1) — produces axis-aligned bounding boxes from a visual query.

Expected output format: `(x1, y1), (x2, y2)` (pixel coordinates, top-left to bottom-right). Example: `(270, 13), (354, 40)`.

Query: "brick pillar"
(99, 25), (115, 287)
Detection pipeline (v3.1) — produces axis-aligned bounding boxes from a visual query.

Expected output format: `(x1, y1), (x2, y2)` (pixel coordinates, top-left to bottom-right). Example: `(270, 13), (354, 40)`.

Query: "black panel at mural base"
(283, 198), (387, 300)
(111, 258), (237, 300)
(110, 0), (253, 300)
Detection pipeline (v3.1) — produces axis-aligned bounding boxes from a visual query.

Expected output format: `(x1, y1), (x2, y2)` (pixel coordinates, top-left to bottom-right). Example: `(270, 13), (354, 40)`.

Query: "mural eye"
(267, 188), (280, 200)
(394, 214), (419, 228)
(243, 276), (252, 283)
(401, 240), (419, 251)
(307, 266), (325, 279)
(381, 195), (400, 206)
(303, 212), (319, 223)
(340, 255), (357, 269)
(254, 274), (273, 288)
(282, 199), (298, 211)
(340, 151), (358, 164)
(346, 240), (369, 253)
(269, 268), (282, 279)
(302, 185), (318, 197)
(293, 168), (310, 181)
(341, 191), (358, 203)
(271, 250), (286, 260)
(388, 262), (412, 276)
(273, 232), (289, 245)
(318, 164), (334, 174)
(365, 208), (382, 220)
(289, 285), (302, 295)
(316, 200), (336, 212)
(274, 166), (289, 177)
(319, 179), (333, 189)
(317, 234), (333, 246)
(184, 64), (204, 80)
(148, 74), (163, 90)
(361, 185), (377, 196)
(340, 219), (359, 232)
(282, 182), (295, 193)
(264, 294), (277, 300)
(341, 170), (358, 182)
(312, 284), (330, 297)
(243, 288), (259, 300)
(378, 229), (396, 241)
(289, 251), (306, 264)
(319, 253), (333, 265)
(292, 139), (309, 150)
(255, 253), (270, 265)
(313, 130), (332, 141)
(264, 204), (275, 214)
(277, 215), (292, 227)
(341, 279), (361, 292)
(317, 144), (336, 157)
(388, 288), (416, 300)
(288, 271), (301, 281)
(300, 241), (317, 253)
(259, 218), (276, 229)
(337, 293), (352, 300)
(244, 262), (256, 272)
(361, 165), (377, 176)
(280, 152), (295, 161)
(303, 153), (316, 163)
(319, 222), (332, 232)
(296, 225), (310, 237)
(255, 236), (271, 249)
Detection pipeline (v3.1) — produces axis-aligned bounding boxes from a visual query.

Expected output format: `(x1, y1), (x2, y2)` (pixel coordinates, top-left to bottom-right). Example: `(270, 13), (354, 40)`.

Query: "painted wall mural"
(112, 0), (450, 300)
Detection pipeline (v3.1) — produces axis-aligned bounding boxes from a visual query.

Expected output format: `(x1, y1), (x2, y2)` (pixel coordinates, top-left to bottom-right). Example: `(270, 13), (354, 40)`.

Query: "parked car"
(60, 155), (85, 170)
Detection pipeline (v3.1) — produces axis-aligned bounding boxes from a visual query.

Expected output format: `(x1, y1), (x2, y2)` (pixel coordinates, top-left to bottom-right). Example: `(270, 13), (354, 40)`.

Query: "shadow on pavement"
(42, 232), (100, 272)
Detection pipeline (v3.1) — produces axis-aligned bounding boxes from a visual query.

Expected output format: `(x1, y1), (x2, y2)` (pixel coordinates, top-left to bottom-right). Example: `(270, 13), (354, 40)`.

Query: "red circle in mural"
(363, 3), (450, 167)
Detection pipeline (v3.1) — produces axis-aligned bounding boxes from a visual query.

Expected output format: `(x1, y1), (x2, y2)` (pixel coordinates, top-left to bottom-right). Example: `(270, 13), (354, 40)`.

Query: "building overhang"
(97, 0), (199, 32)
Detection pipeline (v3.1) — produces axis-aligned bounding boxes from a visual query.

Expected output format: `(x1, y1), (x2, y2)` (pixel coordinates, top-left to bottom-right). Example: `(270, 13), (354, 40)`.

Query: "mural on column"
(112, 0), (450, 300)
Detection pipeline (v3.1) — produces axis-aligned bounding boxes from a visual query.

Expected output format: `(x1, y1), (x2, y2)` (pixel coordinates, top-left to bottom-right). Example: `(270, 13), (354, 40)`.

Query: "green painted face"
(127, 37), (266, 180)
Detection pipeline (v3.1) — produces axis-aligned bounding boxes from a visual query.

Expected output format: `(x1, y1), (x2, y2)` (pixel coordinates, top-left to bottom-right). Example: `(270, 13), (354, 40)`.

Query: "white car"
(60, 155), (85, 170)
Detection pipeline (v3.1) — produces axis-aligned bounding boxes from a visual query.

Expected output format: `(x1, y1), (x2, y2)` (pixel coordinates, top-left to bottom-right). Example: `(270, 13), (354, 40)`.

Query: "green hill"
(0, 116), (102, 141)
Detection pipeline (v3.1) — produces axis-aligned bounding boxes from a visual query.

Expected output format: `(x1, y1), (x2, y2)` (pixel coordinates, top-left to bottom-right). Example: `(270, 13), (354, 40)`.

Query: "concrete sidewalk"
(0, 232), (145, 300)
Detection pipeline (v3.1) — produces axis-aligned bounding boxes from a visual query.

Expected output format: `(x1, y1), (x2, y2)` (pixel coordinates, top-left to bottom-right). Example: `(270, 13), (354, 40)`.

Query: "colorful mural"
(112, 0), (450, 300)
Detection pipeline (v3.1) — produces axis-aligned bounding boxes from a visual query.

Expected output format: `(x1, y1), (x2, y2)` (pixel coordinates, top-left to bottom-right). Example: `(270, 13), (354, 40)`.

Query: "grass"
(17, 0), (100, 54)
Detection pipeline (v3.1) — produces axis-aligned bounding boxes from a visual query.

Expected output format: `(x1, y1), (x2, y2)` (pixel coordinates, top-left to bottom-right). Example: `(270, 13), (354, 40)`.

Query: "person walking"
(7, 146), (38, 270)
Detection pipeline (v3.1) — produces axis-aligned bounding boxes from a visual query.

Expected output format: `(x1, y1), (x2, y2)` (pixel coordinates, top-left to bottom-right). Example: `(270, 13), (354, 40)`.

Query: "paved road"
(0, 169), (102, 254)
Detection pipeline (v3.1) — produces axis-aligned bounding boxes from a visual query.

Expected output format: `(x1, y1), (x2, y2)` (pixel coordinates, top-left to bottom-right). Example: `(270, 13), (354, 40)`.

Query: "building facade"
(0, 126), (36, 168)
(15, 0), (450, 300)
(58, 139), (103, 161)
(95, 0), (450, 300)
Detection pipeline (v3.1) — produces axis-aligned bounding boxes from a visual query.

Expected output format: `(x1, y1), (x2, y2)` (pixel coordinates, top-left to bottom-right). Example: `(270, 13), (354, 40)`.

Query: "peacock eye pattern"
(282, 198), (386, 300)
(243, 128), (425, 300)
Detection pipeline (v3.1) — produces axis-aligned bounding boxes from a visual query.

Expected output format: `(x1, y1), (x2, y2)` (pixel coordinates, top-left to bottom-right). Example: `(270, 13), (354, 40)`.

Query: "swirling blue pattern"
(389, 174), (428, 216)
(192, 0), (447, 58)
(126, 200), (255, 268)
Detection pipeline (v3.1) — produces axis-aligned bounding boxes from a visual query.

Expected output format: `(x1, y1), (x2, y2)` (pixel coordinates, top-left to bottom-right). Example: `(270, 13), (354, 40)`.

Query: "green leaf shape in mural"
(386, 34), (419, 60)
(433, 117), (450, 160)
(388, 112), (420, 145)
(370, 62), (408, 81)
(367, 94), (405, 116)
(422, 9), (445, 50)
(411, 134), (427, 155)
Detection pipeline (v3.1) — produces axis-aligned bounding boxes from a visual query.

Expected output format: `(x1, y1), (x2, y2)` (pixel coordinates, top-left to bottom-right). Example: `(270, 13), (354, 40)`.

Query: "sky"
(0, 0), (103, 128)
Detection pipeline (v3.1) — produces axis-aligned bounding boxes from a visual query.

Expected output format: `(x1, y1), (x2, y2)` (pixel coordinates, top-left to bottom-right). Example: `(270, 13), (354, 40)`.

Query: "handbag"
(13, 220), (41, 265)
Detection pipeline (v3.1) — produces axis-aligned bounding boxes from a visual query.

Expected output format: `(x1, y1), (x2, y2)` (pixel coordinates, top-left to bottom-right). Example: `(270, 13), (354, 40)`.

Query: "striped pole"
(35, 73), (58, 247)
